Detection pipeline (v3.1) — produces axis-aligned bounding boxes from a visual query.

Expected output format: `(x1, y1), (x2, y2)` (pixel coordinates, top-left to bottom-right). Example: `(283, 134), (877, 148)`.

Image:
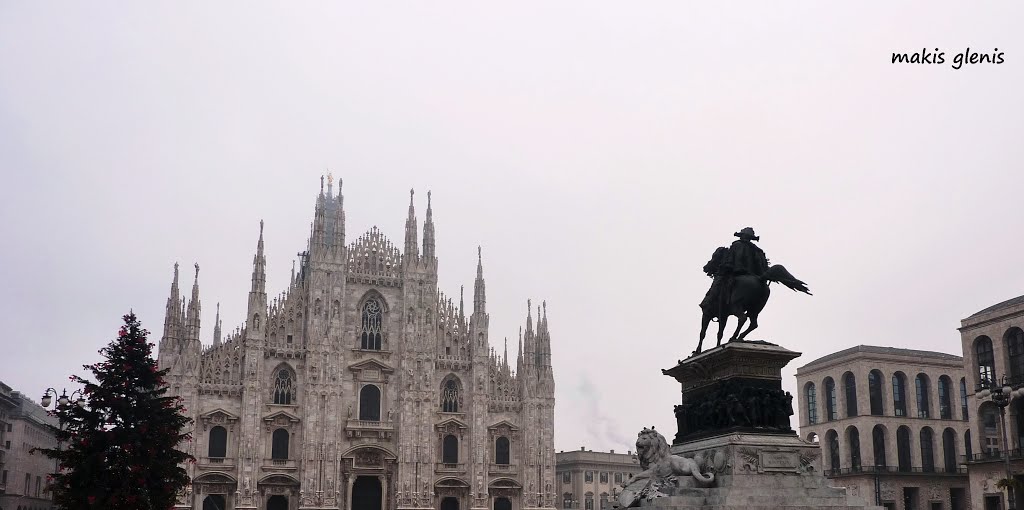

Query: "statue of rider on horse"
(694, 227), (811, 355)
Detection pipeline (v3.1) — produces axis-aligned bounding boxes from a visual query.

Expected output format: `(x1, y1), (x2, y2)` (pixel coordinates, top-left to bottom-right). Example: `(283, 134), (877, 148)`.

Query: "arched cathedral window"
(359, 385), (381, 421)
(208, 426), (227, 458)
(442, 434), (459, 464)
(271, 428), (289, 460)
(360, 298), (384, 350)
(441, 378), (461, 413)
(273, 366), (295, 405)
(495, 436), (510, 465)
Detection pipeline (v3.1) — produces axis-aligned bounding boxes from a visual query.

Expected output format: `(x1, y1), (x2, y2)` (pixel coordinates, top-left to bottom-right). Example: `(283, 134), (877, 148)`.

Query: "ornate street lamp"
(39, 387), (86, 500)
(40, 388), (86, 411)
(978, 377), (1020, 510)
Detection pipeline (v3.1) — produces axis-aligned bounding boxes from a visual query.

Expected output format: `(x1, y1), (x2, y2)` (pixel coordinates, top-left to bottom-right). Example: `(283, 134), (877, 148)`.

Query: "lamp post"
(978, 377), (1020, 510)
(39, 387), (85, 502)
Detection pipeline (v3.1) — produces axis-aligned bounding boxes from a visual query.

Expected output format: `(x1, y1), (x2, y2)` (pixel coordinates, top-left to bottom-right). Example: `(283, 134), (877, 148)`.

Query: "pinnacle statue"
(693, 227), (811, 354)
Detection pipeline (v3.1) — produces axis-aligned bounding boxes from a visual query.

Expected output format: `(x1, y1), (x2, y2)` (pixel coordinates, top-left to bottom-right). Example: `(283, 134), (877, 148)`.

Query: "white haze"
(1, 2), (1023, 453)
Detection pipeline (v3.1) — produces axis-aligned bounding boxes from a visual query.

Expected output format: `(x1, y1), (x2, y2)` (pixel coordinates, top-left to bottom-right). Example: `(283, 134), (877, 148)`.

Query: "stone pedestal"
(639, 341), (883, 510)
(662, 341), (800, 444)
(657, 433), (877, 509)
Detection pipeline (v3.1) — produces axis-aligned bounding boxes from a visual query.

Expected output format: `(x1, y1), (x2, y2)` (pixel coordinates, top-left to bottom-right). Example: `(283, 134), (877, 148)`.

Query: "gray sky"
(2, 2), (1023, 453)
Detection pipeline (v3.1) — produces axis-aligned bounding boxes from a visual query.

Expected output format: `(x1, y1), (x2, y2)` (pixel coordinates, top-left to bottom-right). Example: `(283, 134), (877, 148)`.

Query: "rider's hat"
(734, 227), (759, 241)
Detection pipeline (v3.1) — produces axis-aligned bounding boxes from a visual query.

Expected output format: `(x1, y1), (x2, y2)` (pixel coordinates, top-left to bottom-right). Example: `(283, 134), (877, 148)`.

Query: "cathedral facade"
(158, 179), (556, 510)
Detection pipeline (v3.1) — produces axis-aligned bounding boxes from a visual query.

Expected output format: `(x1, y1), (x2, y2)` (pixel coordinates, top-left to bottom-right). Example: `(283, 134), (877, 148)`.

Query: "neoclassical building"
(795, 345), (971, 510)
(554, 448), (641, 510)
(158, 179), (556, 510)
(959, 295), (1024, 510)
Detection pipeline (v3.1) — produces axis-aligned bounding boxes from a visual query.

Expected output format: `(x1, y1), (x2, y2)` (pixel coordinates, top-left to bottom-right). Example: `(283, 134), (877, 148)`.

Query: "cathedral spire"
(213, 302), (222, 347)
(538, 300), (553, 372)
(503, 337), (509, 370)
(336, 177), (346, 247)
(251, 221), (266, 294)
(459, 285), (465, 322)
(404, 189), (419, 260)
(246, 222), (268, 340)
(473, 246), (486, 315)
(526, 299), (534, 334)
(517, 332), (523, 374)
(161, 262), (182, 344)
(523, 300), (536, 371)
(331, 186), (346, 252)
(422, 190), (435, 260)
(312, 178), (327, 250)
(184, 263), (201, 342)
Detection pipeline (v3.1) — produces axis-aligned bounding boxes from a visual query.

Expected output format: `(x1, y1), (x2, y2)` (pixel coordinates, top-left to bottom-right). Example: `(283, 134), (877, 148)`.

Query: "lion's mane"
(636, 428), (672, 470)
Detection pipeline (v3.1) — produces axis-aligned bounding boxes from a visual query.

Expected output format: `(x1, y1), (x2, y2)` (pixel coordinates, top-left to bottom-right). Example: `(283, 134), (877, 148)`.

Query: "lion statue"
(615, 427), (715, 508)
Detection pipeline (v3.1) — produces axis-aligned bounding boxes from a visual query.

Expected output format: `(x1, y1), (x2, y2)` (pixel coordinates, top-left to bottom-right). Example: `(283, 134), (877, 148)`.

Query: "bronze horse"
(695, 262), (811, 355)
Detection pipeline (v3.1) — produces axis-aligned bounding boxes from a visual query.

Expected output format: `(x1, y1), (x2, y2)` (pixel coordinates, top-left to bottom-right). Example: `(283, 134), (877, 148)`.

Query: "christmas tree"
(39, 312), (194, 510)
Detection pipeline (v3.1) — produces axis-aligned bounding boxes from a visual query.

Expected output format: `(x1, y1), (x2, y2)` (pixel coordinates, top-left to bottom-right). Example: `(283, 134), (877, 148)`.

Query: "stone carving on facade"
(799, 450), (820, 473)
(737, 447), (759, 473)
(355, 450), (383, 467)
(880, 481), (896, 501)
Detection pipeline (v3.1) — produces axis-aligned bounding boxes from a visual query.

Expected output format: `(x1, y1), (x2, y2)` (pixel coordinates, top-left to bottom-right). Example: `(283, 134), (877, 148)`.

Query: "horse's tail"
(763, 265), (812, 295)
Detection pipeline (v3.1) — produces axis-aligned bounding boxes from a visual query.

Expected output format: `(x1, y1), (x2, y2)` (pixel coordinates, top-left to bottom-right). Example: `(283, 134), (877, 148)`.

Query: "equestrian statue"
(694, 227), (811, 354)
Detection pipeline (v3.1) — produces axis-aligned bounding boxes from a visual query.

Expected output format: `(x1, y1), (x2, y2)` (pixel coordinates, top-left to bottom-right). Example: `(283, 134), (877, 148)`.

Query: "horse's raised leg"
(696, 313), (712, 354)
(730, 314), (747, 342)
(738, 315), (758, 340)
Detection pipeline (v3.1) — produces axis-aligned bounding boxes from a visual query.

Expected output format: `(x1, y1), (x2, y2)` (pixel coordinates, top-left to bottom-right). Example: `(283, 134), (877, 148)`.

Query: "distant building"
(0, 382), (58, 510)
(960, 294), (1024, 510)
(555, 448), (641, 510)
(0, 382), (16, 495)
(795, 345), (970, 510)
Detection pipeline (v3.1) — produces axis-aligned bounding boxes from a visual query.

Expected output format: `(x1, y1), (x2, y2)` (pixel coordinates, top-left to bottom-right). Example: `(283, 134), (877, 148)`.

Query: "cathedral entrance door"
(441, 496), (460, 510)
(493, 497), (512, 510)
(352, 476), (383, 510)
(202, 495), (226, 510)
(267, 495), (288, 510)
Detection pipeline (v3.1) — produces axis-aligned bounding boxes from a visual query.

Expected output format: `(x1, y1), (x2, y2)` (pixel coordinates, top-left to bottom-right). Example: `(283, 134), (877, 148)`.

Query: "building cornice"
(796, 352), (965, 377)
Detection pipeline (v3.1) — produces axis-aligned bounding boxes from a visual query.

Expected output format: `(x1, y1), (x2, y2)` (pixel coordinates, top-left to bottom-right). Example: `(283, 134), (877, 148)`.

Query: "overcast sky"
(2, 2), (1023, 453)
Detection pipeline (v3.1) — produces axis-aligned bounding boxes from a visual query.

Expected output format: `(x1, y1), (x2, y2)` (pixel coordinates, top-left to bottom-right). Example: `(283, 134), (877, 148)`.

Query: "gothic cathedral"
(158, 178), (556, 510)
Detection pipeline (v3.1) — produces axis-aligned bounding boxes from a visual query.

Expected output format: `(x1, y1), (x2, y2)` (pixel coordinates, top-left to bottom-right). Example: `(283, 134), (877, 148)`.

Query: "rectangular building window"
(585, 471), (593, 482)
(562, 472), (570, 484)
(614, 472), (622, 483)
(599, 472), (608, 483)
